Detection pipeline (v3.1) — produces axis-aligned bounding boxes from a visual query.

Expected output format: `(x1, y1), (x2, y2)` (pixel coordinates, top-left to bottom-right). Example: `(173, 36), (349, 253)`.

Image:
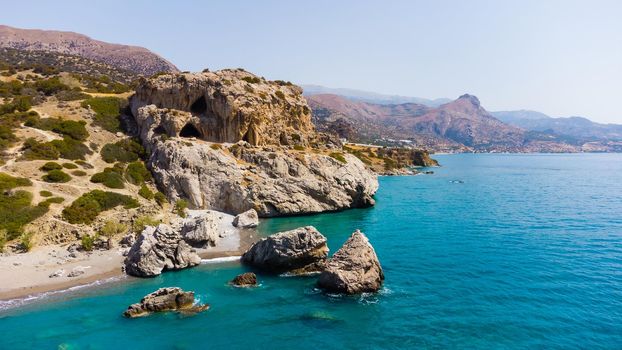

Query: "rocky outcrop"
(131, 70), (315, 147)
(232, 209), (259, 228)
(130, 70), (378, 217)
(124, 224), (201, 277)
(317, 230), (384, 294)
(230, 272), (257, 287)
(123, 287), (208, 318)
(181, 214), (219, 248)
(241, 226), (328, 273)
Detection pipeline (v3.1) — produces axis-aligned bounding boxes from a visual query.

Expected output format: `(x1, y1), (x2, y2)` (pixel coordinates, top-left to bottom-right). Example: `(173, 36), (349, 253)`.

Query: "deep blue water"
(1, 153), (622, 349)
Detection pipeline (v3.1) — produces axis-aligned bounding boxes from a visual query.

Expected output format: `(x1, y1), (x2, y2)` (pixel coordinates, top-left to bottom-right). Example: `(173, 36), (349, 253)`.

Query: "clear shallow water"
(2, 153), (622, 349)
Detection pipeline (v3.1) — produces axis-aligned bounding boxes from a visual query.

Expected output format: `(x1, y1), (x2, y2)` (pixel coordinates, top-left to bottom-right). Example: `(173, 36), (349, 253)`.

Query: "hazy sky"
(2, 0), (621, 123)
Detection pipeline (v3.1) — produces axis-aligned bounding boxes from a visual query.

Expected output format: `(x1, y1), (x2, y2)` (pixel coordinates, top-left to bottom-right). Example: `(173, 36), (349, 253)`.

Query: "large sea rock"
(232, 209), (259, 228)
(241, 226), (328, 273)
(124, 224), (201, 277)
(181, 213), (219, 248)
(123, 287), (208, 318)
(129, 70), (378, 217)
(317, 230), (384, 294)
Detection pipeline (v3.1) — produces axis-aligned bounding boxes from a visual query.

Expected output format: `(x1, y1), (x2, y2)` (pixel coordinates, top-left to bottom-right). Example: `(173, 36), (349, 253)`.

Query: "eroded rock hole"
(190, 96), (207, 114)
(154, 125), (166, 135)
(180, 123), (201, 138)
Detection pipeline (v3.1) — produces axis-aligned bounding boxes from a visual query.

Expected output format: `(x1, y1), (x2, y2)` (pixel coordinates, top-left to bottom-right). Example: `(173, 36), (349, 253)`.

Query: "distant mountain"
(302, 84), (451, 107)
(0, 25), (178, 76)
(493, 110), (622, 141)
(308, 94), (593, 152)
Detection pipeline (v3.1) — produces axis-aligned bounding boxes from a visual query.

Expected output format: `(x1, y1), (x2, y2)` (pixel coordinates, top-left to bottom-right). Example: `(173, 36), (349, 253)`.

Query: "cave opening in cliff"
(180, 123), (201, 138)
(190, 96), (207, 114)
(153, 125), (166, 135)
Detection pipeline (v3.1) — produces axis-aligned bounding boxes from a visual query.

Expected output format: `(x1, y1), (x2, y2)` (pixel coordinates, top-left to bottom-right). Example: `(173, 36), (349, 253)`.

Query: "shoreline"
(0, 218), (257, 307)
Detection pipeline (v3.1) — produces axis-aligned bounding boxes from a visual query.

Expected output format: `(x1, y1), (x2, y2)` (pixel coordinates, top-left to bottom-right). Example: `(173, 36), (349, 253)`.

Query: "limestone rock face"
(124, 224), (201, 277)
(123, 287), (208, 318)
(241, 226), (328, 273)
(140, 137), (378, 216)
(317, 230), (384, 294)
(131, 70), (314, 147)
(131, 70), (378, 217)
(232, 209), (259, 228)
(230, 272), (258, 287)
(181, 214), (219, 248)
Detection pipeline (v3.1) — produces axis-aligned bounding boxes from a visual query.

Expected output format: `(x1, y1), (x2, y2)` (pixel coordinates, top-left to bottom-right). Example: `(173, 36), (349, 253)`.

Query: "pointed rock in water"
(230, 272), (258, 287)
(241, 226), (328, 274)
(317, 230), (384, 294)
(124, 224), (201, 277)
(232, 209), (259, 228)
(123, 287), (208, 318)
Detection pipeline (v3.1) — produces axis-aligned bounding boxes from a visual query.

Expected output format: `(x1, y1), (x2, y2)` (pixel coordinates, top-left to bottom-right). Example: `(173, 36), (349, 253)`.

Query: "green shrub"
(329, 152), (347, 164)
(21, 138), (60, 160)
(138, 184), (154, 200)
(81, 234), (95, 251)
(81, 97), (127, 133)
(39, 190), (53, 197)
(72, 170), (87, 176)
(210, 143), (222, 150)
(62, 190), (139, 224)
(90, 167), (125, 189)
(0, 229), (6, 252)
(62, 163), (78, 169)
(20, 232), (34, 252)
(26, 116), (89, 141)
(132, 215), (160, 233)
(125, 161), (151, 185)
(293, 145), (305, 151)
(154, 192), (167, 207)
(0, 173), (47, 239)
(39, 196), (64, 206)
(40, 162), (62, 171)
(33, 77), (69, 96)
(42, 170), (71, 183)
(56, 90), (90, 101)
(0, 172), (32, 191)
(275, 90), (286, 99)
(99, 220), (128, 249)
(75, 160), (94, 169)
(175, 199), (188, 218)
(241, 76), (261, 84)
(100, 139), (145, 163)
(49, 137), (91, 160)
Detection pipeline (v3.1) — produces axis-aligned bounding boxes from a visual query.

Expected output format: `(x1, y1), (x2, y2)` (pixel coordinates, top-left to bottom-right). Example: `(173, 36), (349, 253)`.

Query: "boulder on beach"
(317, 230), (384, 294)
(241, 226), (328, 274)
(124, 224), (201, 277)
(230, 272), (258, 287)
(123, 287), (209, 318)
(232, 209), (259, 228)
(181, 214), (219, 248)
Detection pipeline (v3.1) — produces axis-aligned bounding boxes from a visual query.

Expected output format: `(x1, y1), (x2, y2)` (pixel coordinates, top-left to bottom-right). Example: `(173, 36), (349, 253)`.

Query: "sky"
(1, 0), (621, 123)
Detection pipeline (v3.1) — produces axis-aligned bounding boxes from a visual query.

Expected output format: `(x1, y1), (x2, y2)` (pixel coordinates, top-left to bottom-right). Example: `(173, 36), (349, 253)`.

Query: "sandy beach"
(0, 211), (257, 304)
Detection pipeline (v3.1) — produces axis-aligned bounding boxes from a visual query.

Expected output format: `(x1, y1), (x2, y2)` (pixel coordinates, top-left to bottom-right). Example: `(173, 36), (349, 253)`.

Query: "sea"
(1, 153), (621, 349)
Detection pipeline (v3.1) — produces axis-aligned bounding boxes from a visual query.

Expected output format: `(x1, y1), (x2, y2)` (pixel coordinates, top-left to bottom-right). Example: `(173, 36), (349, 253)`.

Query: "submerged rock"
(123, 287), (208, 318)
(124, 224), (201, 277)
(317, 230), (384, 294)
(232, 209), (259, 228)
(241, 226), (328, 273)
(230, 272), (258, 287)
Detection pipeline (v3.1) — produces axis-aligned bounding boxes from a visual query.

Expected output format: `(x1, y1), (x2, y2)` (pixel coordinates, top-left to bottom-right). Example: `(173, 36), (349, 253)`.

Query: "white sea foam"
(200, 256), (241, 264)
(0, 276), (126, 312)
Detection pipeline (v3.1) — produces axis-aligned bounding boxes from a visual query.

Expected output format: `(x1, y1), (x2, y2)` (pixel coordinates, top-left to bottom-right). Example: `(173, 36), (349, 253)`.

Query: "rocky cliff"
(130, 70), (378, 217)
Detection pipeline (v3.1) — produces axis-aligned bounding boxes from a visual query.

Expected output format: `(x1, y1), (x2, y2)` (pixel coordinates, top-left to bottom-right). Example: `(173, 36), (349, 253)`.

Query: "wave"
(200, 256), (241, 264)
(0, 275), (126, 312)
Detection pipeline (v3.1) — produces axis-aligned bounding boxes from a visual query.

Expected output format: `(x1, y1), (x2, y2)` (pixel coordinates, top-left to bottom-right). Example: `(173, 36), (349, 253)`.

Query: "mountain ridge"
(0, 25), (179, 76)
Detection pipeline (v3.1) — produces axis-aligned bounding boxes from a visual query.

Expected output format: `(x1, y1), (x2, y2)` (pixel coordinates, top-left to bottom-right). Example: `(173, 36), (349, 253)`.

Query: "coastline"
(0, 222), (257, 305)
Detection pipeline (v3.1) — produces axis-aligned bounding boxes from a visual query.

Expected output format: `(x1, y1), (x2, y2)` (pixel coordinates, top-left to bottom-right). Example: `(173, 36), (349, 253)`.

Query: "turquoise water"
(1, 153), (622, 349)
